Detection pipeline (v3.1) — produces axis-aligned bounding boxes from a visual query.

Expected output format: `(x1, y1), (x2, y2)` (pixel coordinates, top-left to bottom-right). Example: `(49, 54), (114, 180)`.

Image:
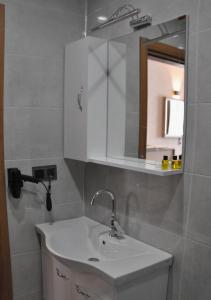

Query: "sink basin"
(36, 217), (172, 285)
(93, 231), (147, 260)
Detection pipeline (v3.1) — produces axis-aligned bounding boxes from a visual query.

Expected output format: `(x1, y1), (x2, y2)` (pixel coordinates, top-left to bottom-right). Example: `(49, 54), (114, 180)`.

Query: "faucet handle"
(110, 218), (125, 239)
(113, 220), (125, 236)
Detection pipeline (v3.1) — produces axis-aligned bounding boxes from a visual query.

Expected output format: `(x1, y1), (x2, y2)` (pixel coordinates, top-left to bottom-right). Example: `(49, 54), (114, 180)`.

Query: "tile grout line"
(4, 0), (84, 17)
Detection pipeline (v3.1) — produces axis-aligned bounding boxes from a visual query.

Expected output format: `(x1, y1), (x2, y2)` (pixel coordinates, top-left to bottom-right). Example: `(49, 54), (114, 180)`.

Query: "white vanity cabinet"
(42, 249), (169, 300)
(42, 247), (113, 300)
(64, 37), (107, 162)
(37, 218), (172, 300)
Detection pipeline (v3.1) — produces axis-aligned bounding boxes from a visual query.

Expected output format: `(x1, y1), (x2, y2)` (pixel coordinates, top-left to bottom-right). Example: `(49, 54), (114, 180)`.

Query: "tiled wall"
(4, 0), (211, 299)
(84, 1), (211, 300)
(3, 0), (85, 299)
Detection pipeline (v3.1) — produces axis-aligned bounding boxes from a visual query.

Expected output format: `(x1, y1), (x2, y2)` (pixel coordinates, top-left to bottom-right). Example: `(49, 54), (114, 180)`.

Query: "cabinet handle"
(56, 268), (69, 280)
(77, 86), (83, 112)
(75, 284), (91, 298)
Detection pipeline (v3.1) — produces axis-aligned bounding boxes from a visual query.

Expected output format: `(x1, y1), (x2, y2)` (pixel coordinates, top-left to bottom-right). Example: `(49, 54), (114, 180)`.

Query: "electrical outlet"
(32, 165), (57, 181)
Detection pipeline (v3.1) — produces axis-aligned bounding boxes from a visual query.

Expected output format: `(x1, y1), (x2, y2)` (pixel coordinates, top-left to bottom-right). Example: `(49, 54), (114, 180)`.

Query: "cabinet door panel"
(52, 259), (72, 300)
(64, 39), (88, 161)
(72, 271), (114, 300)
(42, 250), (72, 300)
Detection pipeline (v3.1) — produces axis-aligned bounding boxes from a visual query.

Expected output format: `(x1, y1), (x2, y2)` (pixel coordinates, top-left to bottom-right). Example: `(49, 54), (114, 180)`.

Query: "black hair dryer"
(7, 168), (52, 211)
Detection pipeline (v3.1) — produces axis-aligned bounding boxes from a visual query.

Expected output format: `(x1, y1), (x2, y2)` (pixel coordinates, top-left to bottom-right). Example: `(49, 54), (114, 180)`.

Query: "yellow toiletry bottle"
(171, 155), (178, 170)
(162, 156), (169, 170)
(178, 155), (182, 169)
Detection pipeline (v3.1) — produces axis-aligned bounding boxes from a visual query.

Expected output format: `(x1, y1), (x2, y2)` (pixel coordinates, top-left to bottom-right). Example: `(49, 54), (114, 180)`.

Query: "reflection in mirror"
(107, 16), (187, 164)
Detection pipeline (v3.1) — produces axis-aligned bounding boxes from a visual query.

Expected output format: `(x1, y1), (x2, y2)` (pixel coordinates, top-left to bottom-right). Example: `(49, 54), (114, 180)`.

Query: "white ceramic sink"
(36, 216), (172, 285)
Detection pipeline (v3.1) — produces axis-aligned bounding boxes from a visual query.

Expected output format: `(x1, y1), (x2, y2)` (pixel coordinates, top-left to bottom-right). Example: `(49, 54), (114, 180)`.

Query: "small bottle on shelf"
(171, 155), (178, 170)
(162, 155), (169, 170)
(178, 155), (182, 169)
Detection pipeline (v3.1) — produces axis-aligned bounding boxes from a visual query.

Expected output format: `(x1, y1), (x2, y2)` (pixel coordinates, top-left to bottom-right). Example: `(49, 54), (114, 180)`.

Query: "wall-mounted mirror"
(107, 16), (187, 164)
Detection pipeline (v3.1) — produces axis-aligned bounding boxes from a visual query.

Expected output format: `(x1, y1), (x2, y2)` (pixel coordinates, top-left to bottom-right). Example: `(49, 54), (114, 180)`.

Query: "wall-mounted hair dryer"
(8, 168), (52, 211)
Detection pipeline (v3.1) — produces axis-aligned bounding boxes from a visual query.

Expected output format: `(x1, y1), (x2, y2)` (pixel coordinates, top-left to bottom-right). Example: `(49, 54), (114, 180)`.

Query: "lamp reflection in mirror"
(164, 98), (184, 138)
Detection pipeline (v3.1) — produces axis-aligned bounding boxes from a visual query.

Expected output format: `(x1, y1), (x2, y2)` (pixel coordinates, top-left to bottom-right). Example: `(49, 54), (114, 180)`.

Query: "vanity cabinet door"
(52, 258), (72, 300)
(42, 248), (72, 300)
(71, 271), (114, 300)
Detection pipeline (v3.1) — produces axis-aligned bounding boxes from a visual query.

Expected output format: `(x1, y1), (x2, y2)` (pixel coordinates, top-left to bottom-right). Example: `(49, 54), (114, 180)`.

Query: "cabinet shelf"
(88, 157), (183, 176)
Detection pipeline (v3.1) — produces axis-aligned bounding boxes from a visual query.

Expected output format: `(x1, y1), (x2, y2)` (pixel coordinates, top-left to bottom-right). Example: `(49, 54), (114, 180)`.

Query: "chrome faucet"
(91, 190), (124, 239)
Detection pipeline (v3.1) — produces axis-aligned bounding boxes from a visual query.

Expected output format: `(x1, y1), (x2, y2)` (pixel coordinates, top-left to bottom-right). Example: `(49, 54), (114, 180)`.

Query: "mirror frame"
(106, 15), (189, 169)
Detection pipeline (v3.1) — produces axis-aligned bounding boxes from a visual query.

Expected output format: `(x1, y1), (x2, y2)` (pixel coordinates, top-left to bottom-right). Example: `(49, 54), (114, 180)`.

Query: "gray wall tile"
(88, 0), (198, 36)
(184, 104), (197, 173)
(5, 3), (84, 58)
(85, 164), (191, 236)
(44, 201), (83, 223)
(5, 159), (44, 212)
(11, 251), (42, 298)
(5, 157), (84, 254)
(84, 1), (211, 300)
(197, 29), (211, 103)
(5, 0), (211, 300)
(7, 0), (84, 15)
(4, 107), (63, 160)
(180, 239), (211, 300)
(187, 175), (211, 246)
(30, 158), (84, 206)
(14, 291), (42, 300)
(4, 0), (85, 298)
(192, 104), (211, 176)
(84, 164), (186, 300)
(5, 55), (63, 108)
(198, 0), (211, 32)
(8, 208), (43, 255)
(187, 34), (198, 104)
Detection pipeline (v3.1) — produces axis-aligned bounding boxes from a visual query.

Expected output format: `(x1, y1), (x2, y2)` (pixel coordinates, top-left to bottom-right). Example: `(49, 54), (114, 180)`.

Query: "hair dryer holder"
(7, 168), (52, 211)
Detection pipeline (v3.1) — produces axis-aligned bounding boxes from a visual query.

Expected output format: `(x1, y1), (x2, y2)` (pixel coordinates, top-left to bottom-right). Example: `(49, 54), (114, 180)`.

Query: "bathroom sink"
(93, 231), (146, 260)
(36, 216), (172, 285)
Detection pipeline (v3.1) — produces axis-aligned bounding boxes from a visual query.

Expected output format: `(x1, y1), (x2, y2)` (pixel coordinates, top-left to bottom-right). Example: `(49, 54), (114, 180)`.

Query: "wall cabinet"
(64, 37), (183, 176)
(64, 37), (107, 162)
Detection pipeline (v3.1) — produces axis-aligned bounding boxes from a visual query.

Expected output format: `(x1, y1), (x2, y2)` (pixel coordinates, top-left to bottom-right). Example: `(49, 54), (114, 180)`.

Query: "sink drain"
(88, 257), (100, 262)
